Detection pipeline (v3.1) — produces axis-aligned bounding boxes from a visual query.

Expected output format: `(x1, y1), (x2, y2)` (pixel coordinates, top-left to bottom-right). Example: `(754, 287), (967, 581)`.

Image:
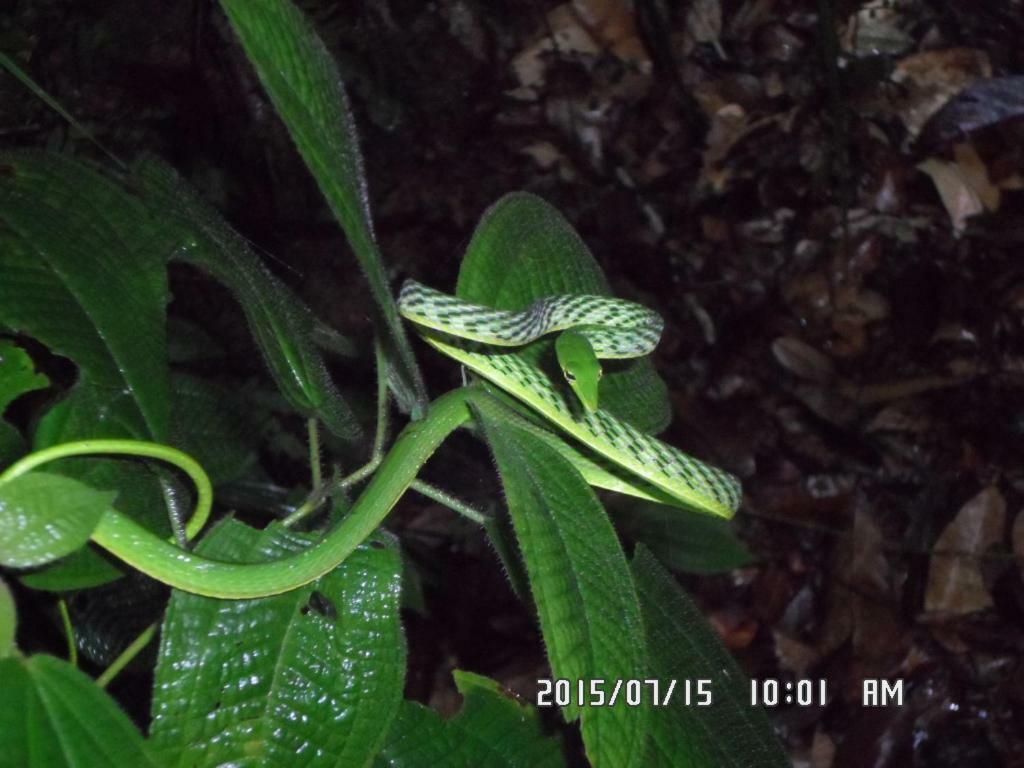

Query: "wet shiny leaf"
(0, 471), (115, 568)
(150, 518), (405, 768)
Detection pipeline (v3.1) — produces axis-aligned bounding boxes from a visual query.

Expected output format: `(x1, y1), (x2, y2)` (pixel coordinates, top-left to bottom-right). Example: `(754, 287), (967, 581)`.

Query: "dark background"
(3, 1), (1024, 765)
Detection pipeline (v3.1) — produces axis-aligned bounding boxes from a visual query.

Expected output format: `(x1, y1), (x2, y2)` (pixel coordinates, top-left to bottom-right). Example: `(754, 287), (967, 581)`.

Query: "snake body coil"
(399, 280), (663, 358)
(399, 280), (742, 518)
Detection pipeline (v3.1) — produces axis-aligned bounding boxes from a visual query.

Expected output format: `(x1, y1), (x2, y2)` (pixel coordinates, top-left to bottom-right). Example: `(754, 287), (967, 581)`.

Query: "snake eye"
(563, 370), (576, 383)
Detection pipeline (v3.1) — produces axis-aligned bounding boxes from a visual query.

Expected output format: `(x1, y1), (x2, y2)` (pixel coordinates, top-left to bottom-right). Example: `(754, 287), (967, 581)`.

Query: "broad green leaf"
(18, 547), (124, 592)
(0, 654), (160, 768)
(0, 339), (48, 412)
(611, 500), (752, 574)
(0, 577), (14, 657)
(151, 518), (405, 768)
(474, 396), (648, 768)
(0, 471), (115, 568)
(134, 156), (362, 441)
(217, 0), (427, 417)
(456, 192), (670, 434)
(0, 422), (23, 467)
(0, 151), (172, 440)
(171, 373), (258, 486)
(377, 670), (566, 768)
(632, 547), (789, 767)
(0, 339), (49, 465)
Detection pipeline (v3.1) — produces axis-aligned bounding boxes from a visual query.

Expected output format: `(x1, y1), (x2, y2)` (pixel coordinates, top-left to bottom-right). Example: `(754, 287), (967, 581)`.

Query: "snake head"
(555, 331), (602, 413)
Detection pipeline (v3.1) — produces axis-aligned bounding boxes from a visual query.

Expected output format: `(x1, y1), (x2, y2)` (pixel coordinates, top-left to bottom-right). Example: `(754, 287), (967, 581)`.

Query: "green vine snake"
(0, 283), (740, 599)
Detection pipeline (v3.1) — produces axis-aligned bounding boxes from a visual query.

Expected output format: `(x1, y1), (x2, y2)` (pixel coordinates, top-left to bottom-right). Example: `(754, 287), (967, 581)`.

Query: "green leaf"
(377, 670), (566, 768)
(0, 339), (49, 465)
(631, 547), (789, 768)
(0, 422), (24, 467)
(0, 576), (15, 657)
(171, 373), (258, 486)
(0, 654), (160, 768)
(0, 151), (173, 440)
(217, 0), (427, 417)
(0, 471), (115, 568)
(611, 500), (753, 574)
(0, 339), (48, 413)
(473, 396), (648, 768)
(456, 192), (670, 434)
(134, 156), (362, 441)
(150, 518), (406, 768)
(18, 547), (124, 592)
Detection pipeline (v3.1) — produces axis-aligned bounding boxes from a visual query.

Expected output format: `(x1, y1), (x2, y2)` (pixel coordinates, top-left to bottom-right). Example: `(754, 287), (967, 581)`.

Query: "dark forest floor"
(3, 1), (1024, 765)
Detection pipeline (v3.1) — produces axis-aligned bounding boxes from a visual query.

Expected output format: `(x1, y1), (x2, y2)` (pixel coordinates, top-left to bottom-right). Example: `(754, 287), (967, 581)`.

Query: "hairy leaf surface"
(377, 670), (566, 768)
(474, 396), (649, 768)
(632, 547), (789, 767)
(612, 500), (753, 574)
(218, 0), (427, 417)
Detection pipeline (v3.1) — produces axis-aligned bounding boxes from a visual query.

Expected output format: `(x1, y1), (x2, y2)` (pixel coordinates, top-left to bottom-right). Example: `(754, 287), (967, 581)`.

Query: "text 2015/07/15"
(536, 678), (712, 708)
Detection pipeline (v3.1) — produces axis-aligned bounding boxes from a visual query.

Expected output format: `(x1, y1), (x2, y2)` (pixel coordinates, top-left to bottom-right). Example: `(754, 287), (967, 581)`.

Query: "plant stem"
(308, 417), (322, 490)
(57, 598), (77, 667)
(284, 341), (392, 529)
(96, 622), (157, 688)
(410, 480), (486, 525)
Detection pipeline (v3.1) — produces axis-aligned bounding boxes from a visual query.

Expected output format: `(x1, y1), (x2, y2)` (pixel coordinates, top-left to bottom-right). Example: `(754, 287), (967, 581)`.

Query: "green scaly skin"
(398, 281), (742, 518)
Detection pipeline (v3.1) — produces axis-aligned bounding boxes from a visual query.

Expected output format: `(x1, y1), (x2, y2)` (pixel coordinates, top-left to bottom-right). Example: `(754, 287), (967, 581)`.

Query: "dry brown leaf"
(810, 730), (837, 768)
(510, 7), (600, 94)
(917, 143), (1001, 234)
(509, 1), (650, 99)
(924, 486), (1006, 615)
(892, 48), (992, 137)
(572, 0), (642, 58)
(772, 336), (835, 383)
(773, 630), (819, 677)
(817, 504), (904, 666)
(841, 1), (913, 58)
(839, 374), (969, 404)
(683, 0), (724, 57)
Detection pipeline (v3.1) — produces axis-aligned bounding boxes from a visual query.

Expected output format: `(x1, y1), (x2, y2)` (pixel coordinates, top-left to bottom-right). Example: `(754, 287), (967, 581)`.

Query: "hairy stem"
(410, 480), (486, 525)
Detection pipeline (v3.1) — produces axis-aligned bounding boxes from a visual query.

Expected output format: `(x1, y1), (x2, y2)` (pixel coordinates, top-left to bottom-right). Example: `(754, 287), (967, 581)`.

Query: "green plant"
(0, 1), (786, 765)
